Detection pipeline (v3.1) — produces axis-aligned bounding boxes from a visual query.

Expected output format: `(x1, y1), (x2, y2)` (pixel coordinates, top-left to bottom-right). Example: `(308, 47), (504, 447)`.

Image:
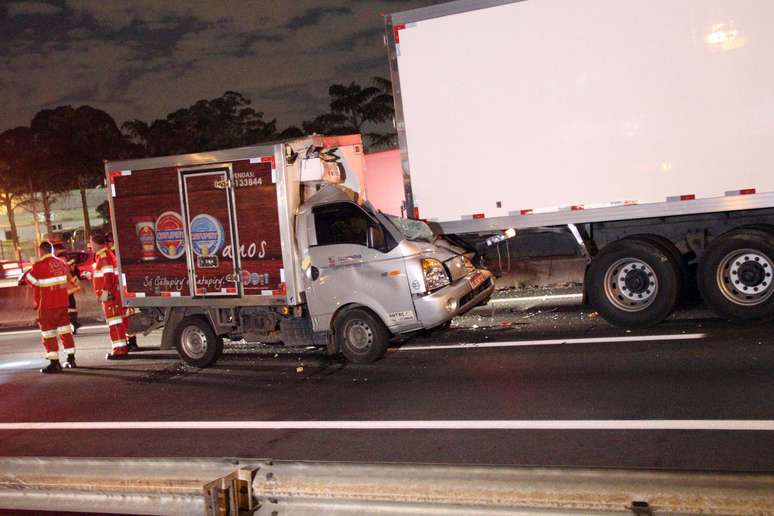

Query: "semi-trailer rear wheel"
(174, 316), (223, 367)
(698, 229), (774, 322)
(587, 239), (680, 327)
(334, 308), (390, 363)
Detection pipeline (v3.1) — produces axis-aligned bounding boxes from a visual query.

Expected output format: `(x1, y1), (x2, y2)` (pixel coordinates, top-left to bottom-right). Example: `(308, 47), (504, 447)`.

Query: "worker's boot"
(126, 335), (139, 351)
(65, 354), (77, 369)
(106, 349), (129, 360)
(40, 360), (62, 374)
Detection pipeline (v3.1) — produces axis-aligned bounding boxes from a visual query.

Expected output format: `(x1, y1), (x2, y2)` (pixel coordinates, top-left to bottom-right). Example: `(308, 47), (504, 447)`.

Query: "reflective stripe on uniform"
(46, 351), (59, 360)
(41, 329), (58, 339)
(26, 273), (39, 286)
(93, 271), (104, 278)
(57, 325), (72, 335)
(111, 340), (127, 349)
(107, 317), (124, 326)
(100, 266), (115, 274)
(66, 348), (75, 355)
(36, 275), (68, 287)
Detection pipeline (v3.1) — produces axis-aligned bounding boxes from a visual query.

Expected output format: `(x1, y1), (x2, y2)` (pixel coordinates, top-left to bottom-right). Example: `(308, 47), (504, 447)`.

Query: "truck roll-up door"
(180, 166), (241, 297)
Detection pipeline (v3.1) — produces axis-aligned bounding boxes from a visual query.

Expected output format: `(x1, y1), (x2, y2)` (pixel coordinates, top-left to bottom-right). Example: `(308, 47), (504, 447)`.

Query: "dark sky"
(0, 0), (445, 132)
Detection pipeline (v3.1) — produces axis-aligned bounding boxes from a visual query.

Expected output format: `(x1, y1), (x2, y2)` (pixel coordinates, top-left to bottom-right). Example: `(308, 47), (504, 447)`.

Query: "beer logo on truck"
(155, 211), (185, 259)
(190, 214), (225, 257)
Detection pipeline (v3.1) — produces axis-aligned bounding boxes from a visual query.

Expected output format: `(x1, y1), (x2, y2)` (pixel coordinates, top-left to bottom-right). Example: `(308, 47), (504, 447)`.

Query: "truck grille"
(459, 277), (492, 308)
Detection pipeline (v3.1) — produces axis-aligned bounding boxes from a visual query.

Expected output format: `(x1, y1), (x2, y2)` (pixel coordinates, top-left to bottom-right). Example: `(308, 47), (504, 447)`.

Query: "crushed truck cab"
(106, 134), (492, 366)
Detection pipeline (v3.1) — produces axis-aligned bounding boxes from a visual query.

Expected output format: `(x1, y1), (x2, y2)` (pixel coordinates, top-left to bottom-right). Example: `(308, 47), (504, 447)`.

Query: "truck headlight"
(421, 258), (450, 292)
(461, 256), (476, 274)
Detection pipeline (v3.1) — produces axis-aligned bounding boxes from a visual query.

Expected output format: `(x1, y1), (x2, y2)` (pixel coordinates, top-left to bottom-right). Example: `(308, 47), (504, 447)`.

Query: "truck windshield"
(383, 213), (434, 243)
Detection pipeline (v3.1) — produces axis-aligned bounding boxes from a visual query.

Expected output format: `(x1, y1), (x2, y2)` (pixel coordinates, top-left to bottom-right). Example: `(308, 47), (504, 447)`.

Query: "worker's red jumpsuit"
(93, 247), (128, 356)
(26, 254), (76, 360)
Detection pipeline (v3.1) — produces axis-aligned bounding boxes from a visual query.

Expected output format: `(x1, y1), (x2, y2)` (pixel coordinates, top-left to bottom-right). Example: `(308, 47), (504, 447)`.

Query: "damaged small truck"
(105, 134), (494, 366)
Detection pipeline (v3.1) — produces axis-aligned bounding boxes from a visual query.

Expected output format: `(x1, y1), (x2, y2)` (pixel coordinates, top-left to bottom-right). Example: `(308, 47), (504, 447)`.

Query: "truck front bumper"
(413, 269), (495, 329)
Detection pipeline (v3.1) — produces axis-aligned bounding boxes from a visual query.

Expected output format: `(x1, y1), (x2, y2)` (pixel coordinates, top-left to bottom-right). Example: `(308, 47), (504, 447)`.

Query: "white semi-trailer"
(385, 0), (774, 326)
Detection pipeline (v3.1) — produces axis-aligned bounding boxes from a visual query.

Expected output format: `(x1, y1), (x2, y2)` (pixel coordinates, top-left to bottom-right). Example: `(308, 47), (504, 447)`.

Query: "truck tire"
(587, 239), (680, 328)
(628, 234), (696, 305)
(698, 229), (774, 322)
(334, 308), (390, 363)
(174, 316), (223, 368)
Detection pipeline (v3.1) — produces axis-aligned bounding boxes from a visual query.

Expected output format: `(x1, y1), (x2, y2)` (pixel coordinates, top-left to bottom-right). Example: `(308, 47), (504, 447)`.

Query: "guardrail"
(1, 457), (773, 515)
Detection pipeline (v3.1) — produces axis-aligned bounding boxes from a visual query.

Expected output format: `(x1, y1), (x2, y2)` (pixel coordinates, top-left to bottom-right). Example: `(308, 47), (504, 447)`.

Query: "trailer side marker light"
(389, 270), (402, 276)
(472, 213), (485, 219)
(571, 205), (584, 211)
(520, 209), (533, 215)
(412, 207), (420, 219)
(280, 306), (289, 315)
(224, 287), (237, 294)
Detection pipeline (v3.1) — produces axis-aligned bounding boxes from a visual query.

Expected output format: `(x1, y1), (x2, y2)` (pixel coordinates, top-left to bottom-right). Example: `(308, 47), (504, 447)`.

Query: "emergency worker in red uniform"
(104, 235), (138, 351)
(25, 242), (77, 373)
(90, 233), (129, 359)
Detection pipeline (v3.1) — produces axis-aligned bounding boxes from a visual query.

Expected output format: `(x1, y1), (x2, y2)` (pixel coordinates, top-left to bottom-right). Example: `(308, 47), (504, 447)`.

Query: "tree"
(0, 156), (24, 260)
(0, 127), (32, 260)
(31, 106), (130, 241)
(123, 91), (282, 157)
(302, 78), (397, 149)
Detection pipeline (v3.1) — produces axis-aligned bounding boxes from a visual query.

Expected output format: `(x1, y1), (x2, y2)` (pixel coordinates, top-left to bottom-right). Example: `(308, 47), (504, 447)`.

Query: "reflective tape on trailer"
(250, 155), (277, 183)
(726, 188), (756, 196)
(160, 292), (181, 297)
(667, 194), (696, 201)
(124, 292), (145, 298)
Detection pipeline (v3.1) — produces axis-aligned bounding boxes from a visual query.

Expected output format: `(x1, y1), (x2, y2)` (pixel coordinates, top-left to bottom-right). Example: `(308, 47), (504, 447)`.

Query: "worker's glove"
(100, 291), (114, 302)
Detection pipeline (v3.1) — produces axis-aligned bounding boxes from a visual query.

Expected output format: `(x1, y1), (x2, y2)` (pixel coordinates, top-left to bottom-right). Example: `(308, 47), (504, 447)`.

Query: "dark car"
(57, 250), (95, 279)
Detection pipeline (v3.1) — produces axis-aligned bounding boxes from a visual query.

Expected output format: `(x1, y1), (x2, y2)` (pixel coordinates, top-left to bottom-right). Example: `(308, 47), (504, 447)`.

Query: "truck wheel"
(587, 239), (680, 328)
(698, 229), (774, 322)
(334, 308), (390, 363)
(628, 234), (695, 305)
(174, 316), (223, 367)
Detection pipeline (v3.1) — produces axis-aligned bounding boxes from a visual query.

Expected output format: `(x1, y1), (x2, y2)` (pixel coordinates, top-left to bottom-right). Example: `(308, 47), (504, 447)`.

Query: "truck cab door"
(302, 202), (418, 333)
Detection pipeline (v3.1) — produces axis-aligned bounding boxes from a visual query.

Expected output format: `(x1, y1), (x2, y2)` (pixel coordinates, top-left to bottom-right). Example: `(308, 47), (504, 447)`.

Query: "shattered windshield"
(384, 213), (434, 243)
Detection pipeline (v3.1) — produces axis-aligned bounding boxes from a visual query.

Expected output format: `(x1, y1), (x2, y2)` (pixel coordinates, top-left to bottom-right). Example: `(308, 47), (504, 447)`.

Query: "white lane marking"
(399, 333), (705, 352)
(489, 293), (583, 304)
(0, 419), (771, 431)
(0, 325), (105, 337)
(0, 360), (43, 370)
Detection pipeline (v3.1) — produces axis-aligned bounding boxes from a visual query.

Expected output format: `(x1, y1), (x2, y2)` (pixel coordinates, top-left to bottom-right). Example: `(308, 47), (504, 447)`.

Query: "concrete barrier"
(0, 283), (103, 329)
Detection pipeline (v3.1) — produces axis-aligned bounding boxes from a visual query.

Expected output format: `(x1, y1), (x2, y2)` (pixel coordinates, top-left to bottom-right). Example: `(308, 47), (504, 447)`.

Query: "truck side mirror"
(368, 225), (386, 252)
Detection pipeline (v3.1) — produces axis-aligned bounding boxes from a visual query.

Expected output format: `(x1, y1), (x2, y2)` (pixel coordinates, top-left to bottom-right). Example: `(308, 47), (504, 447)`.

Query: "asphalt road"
(1, 294), (773, 472)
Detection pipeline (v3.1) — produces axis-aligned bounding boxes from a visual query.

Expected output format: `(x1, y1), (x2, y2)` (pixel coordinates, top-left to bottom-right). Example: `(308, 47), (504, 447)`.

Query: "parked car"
(1, 259), (32, 288)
